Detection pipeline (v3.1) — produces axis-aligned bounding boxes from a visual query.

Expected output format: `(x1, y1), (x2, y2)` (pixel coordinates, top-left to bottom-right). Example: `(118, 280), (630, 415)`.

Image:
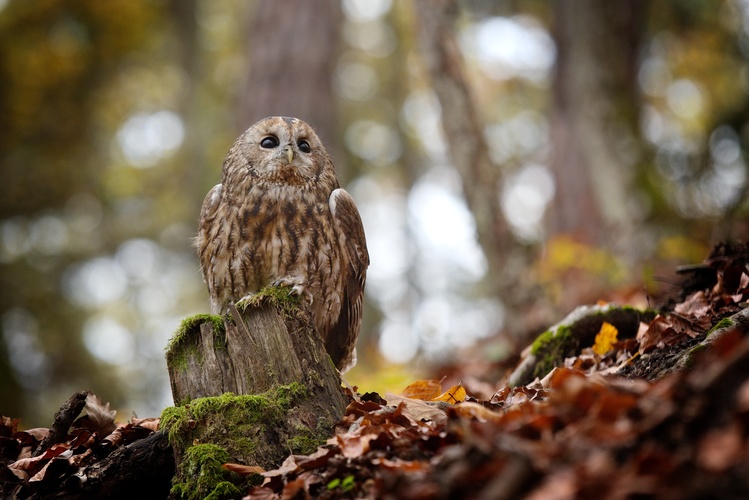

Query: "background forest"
(1, 0), (748, 427)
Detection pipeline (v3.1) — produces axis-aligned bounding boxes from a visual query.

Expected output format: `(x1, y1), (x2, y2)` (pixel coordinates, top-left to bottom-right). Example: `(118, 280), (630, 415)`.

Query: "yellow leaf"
(592, 321), (618, 355)
(433, 385), (467, 404)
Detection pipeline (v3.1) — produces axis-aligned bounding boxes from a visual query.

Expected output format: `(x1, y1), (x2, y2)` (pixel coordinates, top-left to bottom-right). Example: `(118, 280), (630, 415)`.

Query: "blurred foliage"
(1, 0), (748, 426)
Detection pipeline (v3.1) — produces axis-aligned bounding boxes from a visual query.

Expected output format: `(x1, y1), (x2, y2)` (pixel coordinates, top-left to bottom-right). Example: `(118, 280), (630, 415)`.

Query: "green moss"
(160, 383), (309, 454)
(530, 329), (553, 356)
(287, 418), (330, 455)
(529, 325), (574, 379)
(162, 384), (313, 497)
(273, 381), (308, 407)
(688, 342), (708, 359)
(235, 285), (301, 316)
(165, 314), (226, 372)
(168, 314), (225, 352)
(160, 406), (189, 449)
(706, 317), (734, 337)
(170, 444), (242, 500)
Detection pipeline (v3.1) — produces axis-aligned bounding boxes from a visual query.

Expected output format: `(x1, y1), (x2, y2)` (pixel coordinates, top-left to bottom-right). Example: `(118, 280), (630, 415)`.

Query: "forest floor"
(2, 242), (749, 499)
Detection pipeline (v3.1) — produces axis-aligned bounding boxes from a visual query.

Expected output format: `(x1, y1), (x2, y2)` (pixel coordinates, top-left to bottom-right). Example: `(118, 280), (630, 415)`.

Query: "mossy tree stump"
(162, 287), (349, 497)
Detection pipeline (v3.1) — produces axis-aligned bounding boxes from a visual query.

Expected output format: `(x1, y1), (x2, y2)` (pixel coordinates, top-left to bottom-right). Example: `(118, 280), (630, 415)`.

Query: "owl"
(196, 116), (369, 373)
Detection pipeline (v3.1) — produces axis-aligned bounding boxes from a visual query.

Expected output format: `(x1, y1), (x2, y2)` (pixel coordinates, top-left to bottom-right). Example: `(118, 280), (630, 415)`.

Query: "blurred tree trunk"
(167, 0), (208, 217)
(415, 0), (551, 338)
(549, 0), (646, 255)
(238, 1), (342, 161)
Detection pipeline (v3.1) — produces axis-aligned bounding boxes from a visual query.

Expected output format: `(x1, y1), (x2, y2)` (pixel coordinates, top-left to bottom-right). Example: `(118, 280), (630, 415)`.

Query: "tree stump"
(162, 288), (349, 496)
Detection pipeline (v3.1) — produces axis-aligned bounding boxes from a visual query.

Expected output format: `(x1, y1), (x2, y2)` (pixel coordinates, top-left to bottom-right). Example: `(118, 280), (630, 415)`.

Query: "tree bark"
(166, 297), (347, 412)
(40, 432), (174, 500)
(549, 0), (645, 253)
(414, 0), (551, 338)
(238, 0), (342, 150)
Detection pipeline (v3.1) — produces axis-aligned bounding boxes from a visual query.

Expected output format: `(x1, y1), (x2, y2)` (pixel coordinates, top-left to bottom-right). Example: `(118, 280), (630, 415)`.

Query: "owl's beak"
(284, 146), (294, 164)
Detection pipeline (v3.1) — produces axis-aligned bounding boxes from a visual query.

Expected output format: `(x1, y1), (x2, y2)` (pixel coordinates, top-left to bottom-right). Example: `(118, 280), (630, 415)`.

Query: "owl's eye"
(260, 136), (279, 149)
(297, 140), (311, 153)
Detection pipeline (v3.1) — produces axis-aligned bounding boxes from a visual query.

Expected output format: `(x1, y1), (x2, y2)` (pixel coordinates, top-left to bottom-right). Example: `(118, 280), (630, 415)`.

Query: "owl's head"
(225, 116), (334, 185)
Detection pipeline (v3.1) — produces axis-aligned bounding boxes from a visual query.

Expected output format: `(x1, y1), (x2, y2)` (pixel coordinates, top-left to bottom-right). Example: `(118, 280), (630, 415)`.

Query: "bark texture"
(549, 0), (645, 250)
(239, 0), (341, 149)
(166, 297), (348, 412)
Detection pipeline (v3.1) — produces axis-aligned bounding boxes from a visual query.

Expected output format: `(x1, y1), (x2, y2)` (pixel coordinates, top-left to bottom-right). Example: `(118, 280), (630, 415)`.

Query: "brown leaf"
(295, 446), (337, 471)
(451, 402), (503, 422)
(638, 315), (675, 354)
(736, 379), (749, 413)
(9, 443), (69, 473)
(73, 394), (117, 437)
(280, 477), (307, 499)
(371, 457), (428, 472)
(345, 400), (384, 418)
(261, 454), (301, 478)
(243, 486), (280, 499)
(224, 463), (265, 475)
(336, 430), (379, 459)
(400, 380), (442, 401)
(384, 396), (447, 425)
(0, 416), (19, 437)
(131, 417), (160, 431)
(696, 421), (744, 472)
(667, 313), (706, 338)
(22, 428), (50, 442)
(674, 290), (710, 318)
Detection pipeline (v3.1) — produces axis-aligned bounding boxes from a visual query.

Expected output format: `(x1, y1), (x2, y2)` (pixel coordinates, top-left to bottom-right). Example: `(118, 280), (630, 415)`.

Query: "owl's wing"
(196, 183), (223, 282)
(328, 188), (370, 372)
(199, 183), (223, 223)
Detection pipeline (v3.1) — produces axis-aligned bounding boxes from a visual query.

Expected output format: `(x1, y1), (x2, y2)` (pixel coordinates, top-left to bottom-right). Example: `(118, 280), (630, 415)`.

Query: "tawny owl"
(196, 116), (369, 373)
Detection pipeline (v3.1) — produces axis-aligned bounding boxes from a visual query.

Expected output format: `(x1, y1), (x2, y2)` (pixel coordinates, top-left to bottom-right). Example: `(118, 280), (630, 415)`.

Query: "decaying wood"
(166, 296), (348, 412)
(163, 293), (349, 480)
(33, 391), (89, 458)
(41, 431), (174, 500)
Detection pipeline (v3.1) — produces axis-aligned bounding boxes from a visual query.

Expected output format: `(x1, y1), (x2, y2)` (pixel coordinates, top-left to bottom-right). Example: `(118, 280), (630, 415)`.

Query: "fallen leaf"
(451, 402), (503, 422)
(592, 321), (618, 355)
(243, 485), (279, 499)
(638, 315), (674, 354)
(401, 380), (442, 401)
(73, 394), (117, 437)
(696, 421), (744, 472)
(131, 417), (159, 431)
(223, 463), (265, 475)
(384, 396), (447, 425)
(674, 290), (710, 318)
(370, 457), (427, 472)
(433, 385), (467, 404)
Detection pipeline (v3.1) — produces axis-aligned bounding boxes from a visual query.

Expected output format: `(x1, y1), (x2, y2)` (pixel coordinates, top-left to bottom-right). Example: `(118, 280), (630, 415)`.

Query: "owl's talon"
(234, 293), (256, 310)
(271, 276), (305, 294)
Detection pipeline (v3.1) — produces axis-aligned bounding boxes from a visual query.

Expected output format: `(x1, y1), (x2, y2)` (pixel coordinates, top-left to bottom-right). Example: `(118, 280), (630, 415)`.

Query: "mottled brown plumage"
(196, 116), (369, 372)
